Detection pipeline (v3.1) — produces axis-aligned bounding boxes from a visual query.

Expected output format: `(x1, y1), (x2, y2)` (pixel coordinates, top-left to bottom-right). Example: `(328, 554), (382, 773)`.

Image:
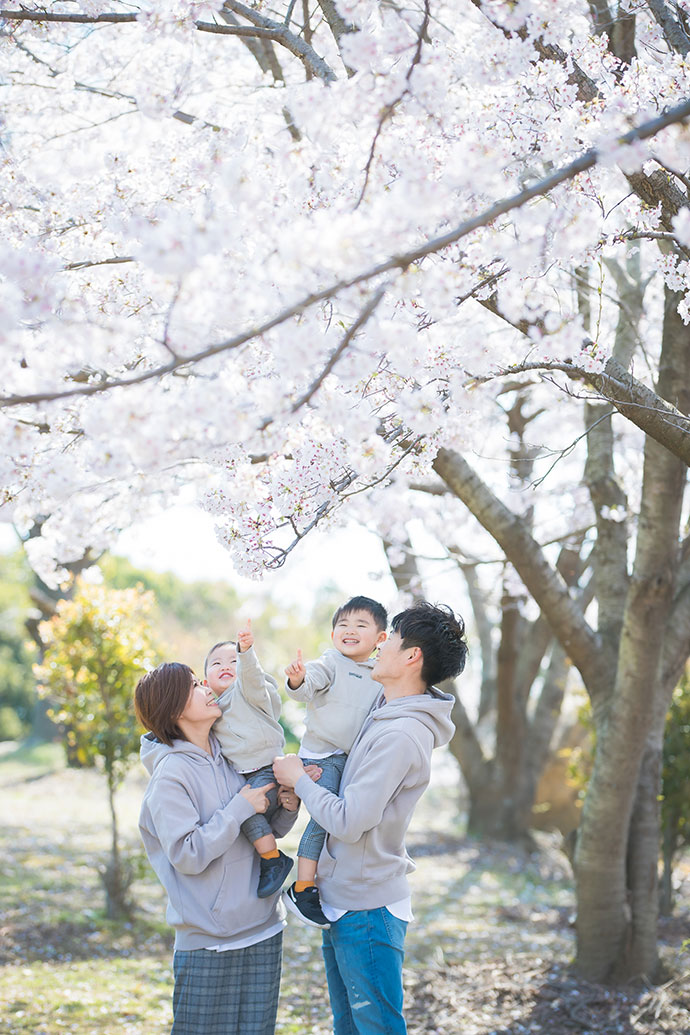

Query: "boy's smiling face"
(204, 643), (238, 696)
(332, 609), (387, 664)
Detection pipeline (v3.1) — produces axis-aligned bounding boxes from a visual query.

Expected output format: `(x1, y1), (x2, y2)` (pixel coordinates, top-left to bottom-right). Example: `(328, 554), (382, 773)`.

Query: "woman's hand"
(277, 785), (299, 812)
(240, 781), (275, 813)
(303, 764), (323, 783)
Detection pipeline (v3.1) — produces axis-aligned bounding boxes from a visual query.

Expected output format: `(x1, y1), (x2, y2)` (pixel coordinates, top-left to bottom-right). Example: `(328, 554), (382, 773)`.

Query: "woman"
(134, 662), (299, 1035)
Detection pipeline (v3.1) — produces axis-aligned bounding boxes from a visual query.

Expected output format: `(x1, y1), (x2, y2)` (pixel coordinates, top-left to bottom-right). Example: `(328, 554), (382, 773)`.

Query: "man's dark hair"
(134, 662), (194, 745)
(391, 602), (467, 688)
(332, 595), (388, 632)
(204, 640), (237, 675)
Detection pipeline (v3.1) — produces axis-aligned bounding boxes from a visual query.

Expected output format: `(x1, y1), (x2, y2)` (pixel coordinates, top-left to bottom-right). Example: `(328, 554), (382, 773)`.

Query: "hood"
(139, 731), (222, 775)
(370, 687), (455, 749)
(329, 648), (377, 671)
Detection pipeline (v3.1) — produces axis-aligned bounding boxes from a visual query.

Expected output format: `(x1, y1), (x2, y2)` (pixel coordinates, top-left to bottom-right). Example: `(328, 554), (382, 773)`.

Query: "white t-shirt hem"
(205, 918), (286, 952)
(298, 747), (346, 760)
(321, 897), (413, 924)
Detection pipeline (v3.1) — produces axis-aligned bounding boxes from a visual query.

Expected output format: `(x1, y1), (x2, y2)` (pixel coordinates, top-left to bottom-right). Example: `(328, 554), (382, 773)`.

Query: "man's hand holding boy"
(273, 754), (306, 788)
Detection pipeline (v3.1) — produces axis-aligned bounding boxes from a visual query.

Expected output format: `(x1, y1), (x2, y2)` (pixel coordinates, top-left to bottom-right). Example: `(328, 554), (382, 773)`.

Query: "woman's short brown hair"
(134, 662), (194, 745)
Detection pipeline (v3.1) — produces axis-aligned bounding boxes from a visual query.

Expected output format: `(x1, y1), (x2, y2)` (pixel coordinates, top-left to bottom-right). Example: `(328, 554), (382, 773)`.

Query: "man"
(274, 601), (468, 1035)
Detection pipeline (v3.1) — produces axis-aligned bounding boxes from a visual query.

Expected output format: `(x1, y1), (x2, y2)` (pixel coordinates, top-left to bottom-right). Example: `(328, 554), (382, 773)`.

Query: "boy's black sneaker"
(283, 882), (331, 929)
(257, 851), (293, 898)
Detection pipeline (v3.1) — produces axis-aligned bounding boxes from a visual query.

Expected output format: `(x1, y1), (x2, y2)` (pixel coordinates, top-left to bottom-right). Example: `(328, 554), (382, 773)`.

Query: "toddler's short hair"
(332, 595), (388, 632)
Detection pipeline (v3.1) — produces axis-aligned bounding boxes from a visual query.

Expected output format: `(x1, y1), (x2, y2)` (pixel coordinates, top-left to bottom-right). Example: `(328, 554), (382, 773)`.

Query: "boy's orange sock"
(260, 849), (280, 860)
(294, 880), (315, 892)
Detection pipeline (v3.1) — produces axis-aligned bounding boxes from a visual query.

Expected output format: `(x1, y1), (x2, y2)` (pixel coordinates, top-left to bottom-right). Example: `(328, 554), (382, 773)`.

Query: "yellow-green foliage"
(0, 547), (38, 734)
(35, 578), (161, 779)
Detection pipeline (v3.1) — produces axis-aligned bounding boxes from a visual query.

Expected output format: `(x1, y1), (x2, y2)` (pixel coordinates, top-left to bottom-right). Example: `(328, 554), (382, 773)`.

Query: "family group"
(134, 595), (468, 1035)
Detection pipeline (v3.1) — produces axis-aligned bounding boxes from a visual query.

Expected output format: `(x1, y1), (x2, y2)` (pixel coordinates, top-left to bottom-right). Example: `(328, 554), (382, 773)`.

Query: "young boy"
(282, 595), (388, 928)
(205, 619), (293, 898)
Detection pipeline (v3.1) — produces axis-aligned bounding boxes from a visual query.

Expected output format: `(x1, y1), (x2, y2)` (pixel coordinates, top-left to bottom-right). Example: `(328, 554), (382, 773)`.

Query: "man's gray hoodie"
(294, 687), (454, 911)
(139, 732), (297, 950)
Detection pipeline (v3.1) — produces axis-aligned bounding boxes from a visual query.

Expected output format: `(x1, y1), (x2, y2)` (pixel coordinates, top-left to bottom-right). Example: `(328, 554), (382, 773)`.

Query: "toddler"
(205, 620), (293, 898)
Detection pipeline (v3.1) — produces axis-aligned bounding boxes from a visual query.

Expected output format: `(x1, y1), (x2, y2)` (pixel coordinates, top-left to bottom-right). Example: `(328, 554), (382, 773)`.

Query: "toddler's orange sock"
(294, 880), (315, 892)
(260, 849), (280, 859)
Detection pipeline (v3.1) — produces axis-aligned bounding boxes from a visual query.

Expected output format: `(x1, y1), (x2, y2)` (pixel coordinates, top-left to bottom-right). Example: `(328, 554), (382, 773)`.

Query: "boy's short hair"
(134, 662), (194, 745)
(204, 640), (237, 675)
(332, 595), (388, 632)
(391, 602), (467, 688)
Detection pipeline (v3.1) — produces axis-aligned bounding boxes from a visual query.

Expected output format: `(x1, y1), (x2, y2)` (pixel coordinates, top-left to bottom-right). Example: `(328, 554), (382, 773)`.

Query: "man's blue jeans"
(321, 907), (408, 1034)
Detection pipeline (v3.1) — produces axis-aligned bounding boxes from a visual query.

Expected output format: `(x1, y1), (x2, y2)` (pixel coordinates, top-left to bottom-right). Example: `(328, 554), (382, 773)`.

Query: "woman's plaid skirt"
(171, 930), (282, 1035)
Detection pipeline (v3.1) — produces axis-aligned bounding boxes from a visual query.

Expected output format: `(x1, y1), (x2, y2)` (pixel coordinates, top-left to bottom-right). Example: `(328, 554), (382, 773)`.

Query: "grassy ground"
(0, 742), (688, 1035)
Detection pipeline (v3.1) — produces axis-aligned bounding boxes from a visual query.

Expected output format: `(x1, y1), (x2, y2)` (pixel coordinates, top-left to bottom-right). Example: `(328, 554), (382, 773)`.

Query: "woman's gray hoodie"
(294, 687), (454, 911)
(138, 732), (297, 950)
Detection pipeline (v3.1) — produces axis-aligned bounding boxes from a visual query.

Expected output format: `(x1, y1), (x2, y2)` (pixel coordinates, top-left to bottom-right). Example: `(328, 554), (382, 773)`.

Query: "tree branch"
(645, 0), (690, 56)
(287, 286), (387, 415)
(431, 447), (607, 694)
(0, 6), (337, 82)
(473, 356), (690, 467)
(63, 256), (135, 272)
(355, 0), (430, 207)
(221, 0), (336, 81)
(3, 97), (690, 410)
(0, 10), (137, 23)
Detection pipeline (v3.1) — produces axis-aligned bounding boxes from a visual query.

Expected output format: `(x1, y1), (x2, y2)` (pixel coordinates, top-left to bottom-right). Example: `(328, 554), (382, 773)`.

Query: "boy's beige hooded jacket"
(285, 648), (382, 756)
(212, 645), (285, 772)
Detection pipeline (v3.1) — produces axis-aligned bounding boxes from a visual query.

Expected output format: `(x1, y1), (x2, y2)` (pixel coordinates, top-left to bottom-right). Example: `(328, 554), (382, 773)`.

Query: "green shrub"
(0, 706), (25, 741)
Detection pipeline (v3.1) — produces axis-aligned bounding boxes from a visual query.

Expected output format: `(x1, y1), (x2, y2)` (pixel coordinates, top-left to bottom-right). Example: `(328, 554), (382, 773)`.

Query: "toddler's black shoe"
(257, 851), (293, 898)
(283, 882), (331, 928)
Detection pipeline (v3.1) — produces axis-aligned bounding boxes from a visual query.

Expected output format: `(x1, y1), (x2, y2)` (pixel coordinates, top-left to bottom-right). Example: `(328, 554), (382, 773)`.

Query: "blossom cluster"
(0, 0), (685, 581)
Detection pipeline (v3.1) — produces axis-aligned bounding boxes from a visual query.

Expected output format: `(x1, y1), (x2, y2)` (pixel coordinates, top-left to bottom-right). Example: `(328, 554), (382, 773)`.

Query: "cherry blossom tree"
(2, 0), (690, 981)
(380, 396), (592, 845)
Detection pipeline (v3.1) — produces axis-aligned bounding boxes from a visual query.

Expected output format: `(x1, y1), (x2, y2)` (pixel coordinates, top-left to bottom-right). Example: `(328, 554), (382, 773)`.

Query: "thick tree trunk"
(626, 743), (663, 977)
(575, 287), (688, 980)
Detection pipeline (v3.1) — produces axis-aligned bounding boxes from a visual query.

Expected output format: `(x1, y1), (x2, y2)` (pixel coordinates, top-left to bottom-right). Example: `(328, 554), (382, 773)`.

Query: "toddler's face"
(332, 609), (387, 663)
(205, 643), (238, 695)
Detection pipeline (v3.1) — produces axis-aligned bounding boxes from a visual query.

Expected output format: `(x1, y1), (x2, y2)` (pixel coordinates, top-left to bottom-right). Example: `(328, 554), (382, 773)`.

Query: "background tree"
(382, 401), (591, 844)
(35, 578), (161, 918)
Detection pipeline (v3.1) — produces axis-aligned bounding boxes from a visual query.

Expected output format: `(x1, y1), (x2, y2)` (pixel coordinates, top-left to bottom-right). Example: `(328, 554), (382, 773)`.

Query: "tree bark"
(574, 287), (689, 980)
(457, 559), (497, 719)
(432, 448), (606, 693)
